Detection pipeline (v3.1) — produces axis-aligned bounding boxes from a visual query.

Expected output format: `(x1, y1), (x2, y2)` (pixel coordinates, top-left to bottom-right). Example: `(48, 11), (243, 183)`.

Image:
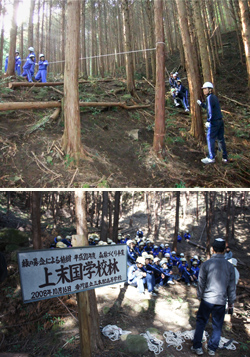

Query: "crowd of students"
(4, 47), (48, 83)
(49, 229), (239, 298)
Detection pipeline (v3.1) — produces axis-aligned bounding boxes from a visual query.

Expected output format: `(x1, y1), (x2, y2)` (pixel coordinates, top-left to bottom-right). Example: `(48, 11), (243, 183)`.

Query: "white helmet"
(28, 47), (34, 51)
(29, 54), (35, 58)
(39, 53), (45, 58)
(136, 257), (145, 265)
(228, 258), (237, 267)
(164, 253), (170, 258)
(193, 255), (198, 260)
(126, 239), (133, 246)
(202, 82), (214, 89)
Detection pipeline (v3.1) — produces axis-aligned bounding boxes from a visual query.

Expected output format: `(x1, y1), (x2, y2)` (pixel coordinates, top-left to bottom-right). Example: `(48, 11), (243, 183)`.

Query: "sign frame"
(18, 244), (127, 303)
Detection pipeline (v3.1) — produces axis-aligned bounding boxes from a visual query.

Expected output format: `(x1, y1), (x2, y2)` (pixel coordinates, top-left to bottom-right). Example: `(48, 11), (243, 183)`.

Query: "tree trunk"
(113, 191), (121, 242)
(100, 192), (108, 241)
(6, 0), (19, 77)
(62, 0), (83, 164)
(175, 0), (205, 141)
(31, 191), (42, 250)
(205, 192), (211, 258)
(146, 0), (156, 82)
(225, 191), (231, 246)
(0, 2), (5, 72)
(153, 0), (166, 159)
(61, 0), (66, 74)
(191, 0), (214, 84)
(239, 0), (250, 88)
(81, 0), (87, 78)
(231, 191), (235, 241)
(146, 192), (152, 234)
(74, 191), (104, 355)
(121, 0), (136, 96)
(28, 0), (35, 47)
(172, 192), (180, 252)
(98, 0), (105, 78)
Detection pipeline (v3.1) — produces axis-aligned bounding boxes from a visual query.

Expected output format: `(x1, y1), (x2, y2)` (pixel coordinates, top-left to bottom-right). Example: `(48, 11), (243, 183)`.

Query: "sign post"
(18, 242), (127, 356)
(72, 234), (91, 357)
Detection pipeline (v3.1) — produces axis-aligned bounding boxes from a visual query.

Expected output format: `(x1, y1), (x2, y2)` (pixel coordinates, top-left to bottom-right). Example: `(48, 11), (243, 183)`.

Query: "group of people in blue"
(4, 46), (48, 83)
(121, 229), (204, 297)
(168, 71), (190, 112)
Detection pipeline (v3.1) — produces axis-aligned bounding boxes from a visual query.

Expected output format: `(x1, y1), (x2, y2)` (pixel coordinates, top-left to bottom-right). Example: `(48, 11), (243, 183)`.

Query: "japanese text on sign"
(18, 245), (127, 303)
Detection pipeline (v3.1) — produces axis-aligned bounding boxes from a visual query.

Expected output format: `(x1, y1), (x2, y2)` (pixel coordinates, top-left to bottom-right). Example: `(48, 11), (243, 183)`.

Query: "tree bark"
(172, 192), (180, 252)
(28, 0), (36, 47)
(121, 0), (136, 95)
(74, 191), (104, 355)
(31, 191), (42, 250)
(113, 191), (121, 242)
(62, 0), (83, 164)
(100, 192), (108, 241)
(153, 0), (166, 159)
(175, 0), (205, 141)
(6, 0), (19, 77)
(239, 0), (250, 88)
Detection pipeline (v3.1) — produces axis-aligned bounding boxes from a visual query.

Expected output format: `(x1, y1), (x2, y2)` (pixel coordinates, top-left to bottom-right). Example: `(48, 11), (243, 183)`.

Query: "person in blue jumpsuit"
(15, 51), (22, 75)
(184, 230), (191, 241)
(178, 258), (191, 286)
(135, 242), (145, 256)
(4, 54), (9, 72)
(197, 81), (228, 164)
(35, 54), (48, 82)
(136, 228), (143, 239)
(190, 261), (200, 286)
(22, 54), (35, 82)
(177, 232), (182, 243)
(170, 72), (181, 107)
(176, 79), (189, 112)
(127, 240), (137, 267)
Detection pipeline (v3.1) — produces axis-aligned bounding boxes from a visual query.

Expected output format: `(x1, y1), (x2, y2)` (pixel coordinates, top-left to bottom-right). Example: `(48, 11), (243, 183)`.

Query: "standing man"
(4, 54), (9, 73)
(197, 82), (228, 164)
(191, 238), (236, 356)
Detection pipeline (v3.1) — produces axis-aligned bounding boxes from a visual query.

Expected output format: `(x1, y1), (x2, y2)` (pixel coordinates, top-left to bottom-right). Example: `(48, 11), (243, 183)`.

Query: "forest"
(0, 190), (250, 356)
(0, 0), (250, 188)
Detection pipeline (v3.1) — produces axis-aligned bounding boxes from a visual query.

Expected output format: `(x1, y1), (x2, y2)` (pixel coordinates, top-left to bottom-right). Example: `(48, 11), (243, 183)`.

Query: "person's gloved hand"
(197, 100), (202, 106)
(205, 122), (211, 129)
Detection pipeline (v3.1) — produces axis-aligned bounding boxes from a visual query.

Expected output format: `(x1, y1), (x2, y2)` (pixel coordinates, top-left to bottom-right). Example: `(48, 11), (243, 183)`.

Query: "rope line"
(19, 47), (157, 65)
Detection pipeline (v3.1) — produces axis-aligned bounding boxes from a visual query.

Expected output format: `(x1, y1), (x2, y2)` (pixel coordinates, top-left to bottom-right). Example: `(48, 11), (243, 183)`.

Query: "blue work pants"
(207, 120), (227, 160)
(35, 70), (47, 83)
(193, 299), (226, 352)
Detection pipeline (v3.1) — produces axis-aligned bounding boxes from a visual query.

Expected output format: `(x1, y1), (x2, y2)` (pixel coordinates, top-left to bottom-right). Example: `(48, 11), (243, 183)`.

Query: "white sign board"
(18, 244), (127, 303)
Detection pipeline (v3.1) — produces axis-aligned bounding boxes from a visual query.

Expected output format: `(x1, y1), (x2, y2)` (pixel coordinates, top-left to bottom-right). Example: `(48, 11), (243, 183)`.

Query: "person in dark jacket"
(197, 82), (228, 164)
(191, 238), (236, 356)
(176, 79), (189, 112)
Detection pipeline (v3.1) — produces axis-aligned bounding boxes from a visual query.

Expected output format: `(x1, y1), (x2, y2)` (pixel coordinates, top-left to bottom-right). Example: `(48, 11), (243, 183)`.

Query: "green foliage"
(64, 154), (76, 168)
(239, 341), (250, 351)
(97, 179), (109, 188)
(46, 155), (53, 165)
(129, 111), (141, 121)
(175, 181), (186, 188)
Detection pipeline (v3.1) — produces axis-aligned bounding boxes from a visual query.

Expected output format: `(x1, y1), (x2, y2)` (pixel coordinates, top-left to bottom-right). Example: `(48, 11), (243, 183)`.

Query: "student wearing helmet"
(35, 54), (49, 83)
(135, 241), (145, 256)
(22, 54), (35, 82)
(178, 257), (191, 286)
(163, 243), (171, 255)
(56, 236), (67, 248)
(136, 228), (143, 239)
(190, 261), (200, 286)
(190, 254), (200, 267)
(127, 240), (137, 267)
(197, 82), (228, 164)
(184, 230), (191, 241)
(15, 51), (22, 75)
(177, 232), (182, 243)
(26, 47), (36, 62)
(176, 79), (190, 112)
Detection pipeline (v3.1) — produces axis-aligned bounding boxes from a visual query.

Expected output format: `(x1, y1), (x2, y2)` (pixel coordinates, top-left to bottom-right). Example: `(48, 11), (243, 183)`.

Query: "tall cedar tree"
(153, 0), (166, 159)
(62, 0), (83, 163)
(31, 192), (42, 250)
(74, 191), (103, 355)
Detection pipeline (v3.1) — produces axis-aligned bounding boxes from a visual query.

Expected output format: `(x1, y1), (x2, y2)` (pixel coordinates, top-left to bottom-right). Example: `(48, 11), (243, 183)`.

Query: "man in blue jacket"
(197, 82), (228, 164)
(35, 54), (49, 82)
(191, 238), (236, 356)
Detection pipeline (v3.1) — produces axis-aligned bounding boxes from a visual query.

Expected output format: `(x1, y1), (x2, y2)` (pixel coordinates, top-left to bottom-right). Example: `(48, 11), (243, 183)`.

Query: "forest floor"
(0, 196), (250, 356)
(0, 31), (250, 188)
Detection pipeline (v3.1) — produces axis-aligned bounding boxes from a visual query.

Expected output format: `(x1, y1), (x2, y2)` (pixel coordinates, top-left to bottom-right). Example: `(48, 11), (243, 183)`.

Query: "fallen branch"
(0, 101), (150, 111)
(8, 80), (90, 89)
(68, 167), (79, 188)
(50, 86), (64, 95)
(31, 151), (62, 178)
(188, 240), (206, 250)
(219, 94), (250, 109)
(25, 108), (61, 136)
